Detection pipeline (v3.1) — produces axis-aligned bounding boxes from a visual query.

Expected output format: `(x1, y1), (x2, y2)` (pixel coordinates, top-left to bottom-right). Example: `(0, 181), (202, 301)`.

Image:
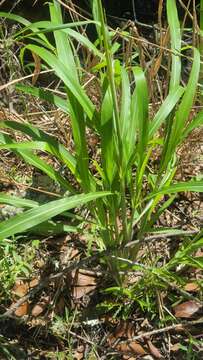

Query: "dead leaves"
(14, 301), (29, 317)
(31, 296), (50, 317)
(146, 340), (163, 359)
(12, 280), (29, 298)
(11, 280), (29, 317)
(184, 282), (200, 292)
(174, 300), (202, 318)
(117, 341), (147, 356)
(31, 51), (41, 85)
(11, 278), (48, 318)
(71, 269), (98, 300)
(108, 321), (163, 358)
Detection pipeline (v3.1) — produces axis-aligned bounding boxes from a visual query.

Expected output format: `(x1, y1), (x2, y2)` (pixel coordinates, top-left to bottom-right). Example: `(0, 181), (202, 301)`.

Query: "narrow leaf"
(16, 84), (70, 114)
(167, 0), (181, 90)
(25, 44), (95, 120)
(0, 193), (38, 209)
(147, 181), (203, 199)
(149, 86), (184, 138)
(0, 192), (111, 240)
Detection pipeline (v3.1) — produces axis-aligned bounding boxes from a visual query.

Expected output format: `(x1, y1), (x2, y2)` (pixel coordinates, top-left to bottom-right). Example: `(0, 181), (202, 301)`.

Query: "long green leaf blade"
(167, 0), (181, 90)
(149, 86), (184, 138)
(0, 192), (111, 240)
(49, 0), (78, 80)
(0, 132), (72, 192)
(25, 44), (95, 120)
(182, 111), (203, 140)
(147, 181), (203, 199)
(0, 194), (38, 208)
(16, 84), (70, 114)
(172, 48), (200, 145)
(133, 66), (149, 164)
(0, 120), (76, 175)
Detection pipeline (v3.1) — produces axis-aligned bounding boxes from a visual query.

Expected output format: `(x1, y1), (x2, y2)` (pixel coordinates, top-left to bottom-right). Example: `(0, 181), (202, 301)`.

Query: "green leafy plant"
(0, 0), (202, 284)
(0, 237), (38, 300)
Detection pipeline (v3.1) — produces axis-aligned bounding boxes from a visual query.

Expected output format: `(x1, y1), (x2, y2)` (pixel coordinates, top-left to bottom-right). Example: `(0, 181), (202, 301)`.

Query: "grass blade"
(0, 120), (76, 174)
(49, 0), (78, 80)
(0, 132), (73, 192)
(172, 48), (200, 146)
(167, 0), (181, 90)
(100, 86), (116, 184)
(132, 66), (149, 165)
(182, 111), (203, 140)
(120, 68), (131, 167)
(0, 11), (53, 50)
(16, 84), (70, 114)
(0, 194), (38, 209)
(25, 44), (95, 121)
(149, 86), (184, 138)
(147, 180), (203, 199)
(0, 192), (111, 241)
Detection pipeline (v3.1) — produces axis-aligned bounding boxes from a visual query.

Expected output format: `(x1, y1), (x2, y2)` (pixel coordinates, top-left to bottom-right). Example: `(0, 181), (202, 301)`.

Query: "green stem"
(97, 0), (128, 244)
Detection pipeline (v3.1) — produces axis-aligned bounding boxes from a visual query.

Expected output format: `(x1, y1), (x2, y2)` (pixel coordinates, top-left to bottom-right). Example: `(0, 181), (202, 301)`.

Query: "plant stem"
(97, 0), (128, 244)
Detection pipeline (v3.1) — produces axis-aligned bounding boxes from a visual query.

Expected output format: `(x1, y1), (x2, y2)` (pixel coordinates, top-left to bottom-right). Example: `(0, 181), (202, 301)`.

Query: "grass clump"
(0, 0), (202, 323)
(0, 0), (202, 358)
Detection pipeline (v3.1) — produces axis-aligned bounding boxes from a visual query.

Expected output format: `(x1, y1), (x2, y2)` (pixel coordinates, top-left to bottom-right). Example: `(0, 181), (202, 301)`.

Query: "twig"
(118, 318), (203, 345)
(0, 70), (53, 91)
(127, 230), (199, 247)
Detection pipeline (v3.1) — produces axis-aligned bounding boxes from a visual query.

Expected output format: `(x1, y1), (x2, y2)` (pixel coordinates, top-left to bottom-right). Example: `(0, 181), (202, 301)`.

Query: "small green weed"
(0, 237), (39, 300)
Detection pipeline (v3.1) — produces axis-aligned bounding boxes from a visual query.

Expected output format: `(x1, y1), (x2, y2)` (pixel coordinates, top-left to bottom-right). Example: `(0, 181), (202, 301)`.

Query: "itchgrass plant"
(0, 0), (202, 283)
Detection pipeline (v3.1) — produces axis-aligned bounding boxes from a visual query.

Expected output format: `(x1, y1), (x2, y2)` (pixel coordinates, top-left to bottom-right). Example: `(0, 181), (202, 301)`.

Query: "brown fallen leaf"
(147, 340), (163, 359)
(31, 304), (44, 317)
(184, 283), (199, 292)
(12, 280), (28, 297)
(11, 280), (29, 317)
(14, 302), (29, 317)
(72, 270), (97, 286)
(108, 321), (135, 346)
(117, 342), (147, 356)
(174, 300), (202, 318)
(31, 297), (50, 317)
(31, 51), (41, 85)
(72, 269), (97, 299)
